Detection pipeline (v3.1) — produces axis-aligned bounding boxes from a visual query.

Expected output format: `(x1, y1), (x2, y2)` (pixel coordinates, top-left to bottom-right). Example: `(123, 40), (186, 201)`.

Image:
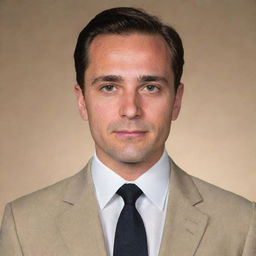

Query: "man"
(0, 7), (255, 256)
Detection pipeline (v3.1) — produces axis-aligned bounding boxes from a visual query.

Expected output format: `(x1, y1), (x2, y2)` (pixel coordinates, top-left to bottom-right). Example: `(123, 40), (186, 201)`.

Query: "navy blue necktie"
(113, 184), (148, 256)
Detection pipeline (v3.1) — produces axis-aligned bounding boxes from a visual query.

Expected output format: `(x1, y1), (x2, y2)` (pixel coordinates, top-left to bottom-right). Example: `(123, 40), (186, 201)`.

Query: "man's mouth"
(114, 130), (148, 137)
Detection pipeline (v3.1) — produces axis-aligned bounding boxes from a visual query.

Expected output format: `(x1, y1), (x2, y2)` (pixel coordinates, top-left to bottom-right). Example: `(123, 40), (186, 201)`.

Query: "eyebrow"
(91, 74), (169, 85)
(138, 75), (169, 84)
(91, 75), (124, 85)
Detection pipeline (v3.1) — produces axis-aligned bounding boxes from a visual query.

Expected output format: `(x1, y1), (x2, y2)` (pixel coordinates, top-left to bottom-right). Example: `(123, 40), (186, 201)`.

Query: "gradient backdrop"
(1, 0), (256, 219)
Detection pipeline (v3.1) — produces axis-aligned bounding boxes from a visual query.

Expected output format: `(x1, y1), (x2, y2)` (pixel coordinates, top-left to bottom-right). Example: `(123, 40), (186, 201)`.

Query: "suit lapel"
(159, 160), (209, 256)
(56, 161), (107, 256)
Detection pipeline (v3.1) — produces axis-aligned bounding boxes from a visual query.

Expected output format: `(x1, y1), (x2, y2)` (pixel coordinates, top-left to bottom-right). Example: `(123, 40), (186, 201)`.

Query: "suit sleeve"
(0, 203), (23, 256)
(242, 202), (256, 256)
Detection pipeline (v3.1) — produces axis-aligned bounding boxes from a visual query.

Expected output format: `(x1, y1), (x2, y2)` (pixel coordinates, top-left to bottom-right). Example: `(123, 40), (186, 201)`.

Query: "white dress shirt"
(91, 151), (171, 256)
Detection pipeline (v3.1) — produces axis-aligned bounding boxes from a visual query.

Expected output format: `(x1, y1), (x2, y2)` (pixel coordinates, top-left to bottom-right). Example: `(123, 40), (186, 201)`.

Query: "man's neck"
(95, 149), (164, 181)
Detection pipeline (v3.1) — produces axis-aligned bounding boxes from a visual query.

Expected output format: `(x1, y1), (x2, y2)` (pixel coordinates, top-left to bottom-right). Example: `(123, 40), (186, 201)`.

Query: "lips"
(114, 130), (147, 137)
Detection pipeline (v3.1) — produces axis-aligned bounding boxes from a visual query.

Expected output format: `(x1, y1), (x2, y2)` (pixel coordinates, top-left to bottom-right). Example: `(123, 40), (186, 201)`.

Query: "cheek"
(88, 101), (117, 128)
(144, 99), (173, 121)
(153, 103), (173, 135)
(146, 103), (173, 138)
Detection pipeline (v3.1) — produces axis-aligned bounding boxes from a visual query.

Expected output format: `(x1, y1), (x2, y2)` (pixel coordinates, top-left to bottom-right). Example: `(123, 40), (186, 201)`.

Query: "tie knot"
(117, 184), (143, 205)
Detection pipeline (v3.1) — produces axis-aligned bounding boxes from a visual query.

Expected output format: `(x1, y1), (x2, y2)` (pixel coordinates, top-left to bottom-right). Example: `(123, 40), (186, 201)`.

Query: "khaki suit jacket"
(0, 159), (256, 256)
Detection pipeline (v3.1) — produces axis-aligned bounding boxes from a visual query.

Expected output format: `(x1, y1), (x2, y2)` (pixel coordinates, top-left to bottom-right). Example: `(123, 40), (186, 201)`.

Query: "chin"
(113, 147), (150, 164)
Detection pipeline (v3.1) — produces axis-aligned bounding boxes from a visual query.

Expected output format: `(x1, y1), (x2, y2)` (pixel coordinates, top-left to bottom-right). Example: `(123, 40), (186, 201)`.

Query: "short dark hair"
(74, 7), (184, 92)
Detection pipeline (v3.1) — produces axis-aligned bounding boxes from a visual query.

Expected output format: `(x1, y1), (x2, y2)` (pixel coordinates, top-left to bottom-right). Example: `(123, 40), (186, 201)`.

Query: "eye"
(143, 85), (160, 92)
(101, 84), (116, 92)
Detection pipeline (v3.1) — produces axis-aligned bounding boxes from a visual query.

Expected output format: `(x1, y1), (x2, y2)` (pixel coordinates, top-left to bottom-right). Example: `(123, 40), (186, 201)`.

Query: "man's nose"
(119, 91), (142, 119)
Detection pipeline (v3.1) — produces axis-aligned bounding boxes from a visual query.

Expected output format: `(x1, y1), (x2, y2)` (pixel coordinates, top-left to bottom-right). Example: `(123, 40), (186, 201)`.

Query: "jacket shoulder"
(189, 173), (254, 229)
(9, 168), (86, 218)
(191, 174), (252, 207)
(171, 160), (254, 225)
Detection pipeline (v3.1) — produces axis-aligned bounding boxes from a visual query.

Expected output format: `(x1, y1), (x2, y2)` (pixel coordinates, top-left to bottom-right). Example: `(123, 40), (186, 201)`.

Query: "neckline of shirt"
(91, 151), (171, 212)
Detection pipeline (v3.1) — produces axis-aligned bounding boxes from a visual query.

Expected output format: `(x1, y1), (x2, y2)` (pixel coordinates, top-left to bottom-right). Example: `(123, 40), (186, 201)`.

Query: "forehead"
(89, 32), (170, 52)
(86, 33), (173, 77)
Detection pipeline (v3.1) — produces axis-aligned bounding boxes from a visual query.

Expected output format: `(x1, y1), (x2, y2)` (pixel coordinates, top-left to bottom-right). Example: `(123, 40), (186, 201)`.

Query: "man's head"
(74, 7), (184, 93)
(74, 7), (184, 178)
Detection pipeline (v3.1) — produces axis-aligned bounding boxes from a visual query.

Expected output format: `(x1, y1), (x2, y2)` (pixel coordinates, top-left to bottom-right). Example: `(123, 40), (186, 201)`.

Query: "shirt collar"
(91, 151), (171, 211)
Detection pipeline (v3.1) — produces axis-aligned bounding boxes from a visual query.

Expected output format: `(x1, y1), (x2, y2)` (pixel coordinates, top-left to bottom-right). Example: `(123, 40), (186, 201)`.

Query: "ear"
(172, 83), (184, 121)
(74, 84), (88, 120)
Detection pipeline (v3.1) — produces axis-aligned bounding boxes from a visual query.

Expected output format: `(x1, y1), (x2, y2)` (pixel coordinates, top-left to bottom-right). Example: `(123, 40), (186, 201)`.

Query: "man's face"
(75, 33), (183, 169)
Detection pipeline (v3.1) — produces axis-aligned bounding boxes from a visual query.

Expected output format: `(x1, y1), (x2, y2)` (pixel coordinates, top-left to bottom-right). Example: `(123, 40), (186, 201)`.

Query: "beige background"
(0, 0), (255, 220)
